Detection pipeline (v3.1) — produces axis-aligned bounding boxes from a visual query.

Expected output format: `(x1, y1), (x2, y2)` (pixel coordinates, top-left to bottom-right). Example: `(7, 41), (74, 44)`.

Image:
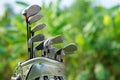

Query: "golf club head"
(22, 5), (41, 18)
(51, 35), (64, 44)
(35, 35), (63, 51)
(35, 41), (44, 50)
(22, 8), (27, 15)
(31, 34), (44, 42)
(55, 43), (77, 61)
(44, 35), (64, 47)
(31, 24), (46, 33)
(63, 43), (77, 53)
(28, 14), (42, 24)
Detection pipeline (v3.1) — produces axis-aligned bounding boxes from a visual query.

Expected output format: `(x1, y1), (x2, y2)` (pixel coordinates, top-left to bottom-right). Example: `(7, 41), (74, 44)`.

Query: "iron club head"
(28, 14), (43, 24)
(44, 35), (64, 47)
(63, 43), (77, 53)
(50, 35), (64, 44)
(31, 24), (46, 33)
(35, 35), (64, 51)
(22, 5), (41, 18)
(55, 43), (77, 62)
(56, 43), (77, 55)
(31, 34), (44, 42)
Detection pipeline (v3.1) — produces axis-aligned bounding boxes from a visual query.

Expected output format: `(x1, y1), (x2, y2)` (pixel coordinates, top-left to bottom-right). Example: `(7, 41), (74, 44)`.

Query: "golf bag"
(11, 5), (77, 80)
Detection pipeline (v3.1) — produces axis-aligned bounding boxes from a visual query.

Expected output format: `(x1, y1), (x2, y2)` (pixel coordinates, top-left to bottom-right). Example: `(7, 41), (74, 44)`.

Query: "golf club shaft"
(28, 24), (33, 59)
(26, 19), (32, 59)
(26, 19), (30, 59)
(31, 32), (34, 58)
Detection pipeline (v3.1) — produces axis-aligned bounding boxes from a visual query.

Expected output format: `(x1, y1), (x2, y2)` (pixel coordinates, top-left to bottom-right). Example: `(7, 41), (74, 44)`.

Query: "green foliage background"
(0, 0), (120, 80)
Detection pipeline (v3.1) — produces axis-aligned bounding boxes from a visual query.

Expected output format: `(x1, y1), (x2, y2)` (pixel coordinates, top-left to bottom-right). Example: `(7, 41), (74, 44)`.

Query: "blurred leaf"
(0, 46), (10, 58)
(16, 1), (29, 7)
(0, 62), (6, 72)
(94, 63), (109, 80)
(76, 35), (85, 46)
(76, 71), (89, 80)
(103, 14), (112, 26)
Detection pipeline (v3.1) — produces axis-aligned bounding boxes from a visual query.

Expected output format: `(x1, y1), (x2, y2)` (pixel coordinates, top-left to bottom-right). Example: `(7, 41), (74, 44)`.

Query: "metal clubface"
(63, 43), (77, 53)
(42, 35), (63, 57)
(35, 35), (63, 51)
(55, 43), (77, 62)
(31, 24), (46, 33)
(28, 14), (42, 24)
(49, 35), (64, 44)
(44, 35), (64, 47)
(22, 5), (41, 18)
(31, 34), (44, 42)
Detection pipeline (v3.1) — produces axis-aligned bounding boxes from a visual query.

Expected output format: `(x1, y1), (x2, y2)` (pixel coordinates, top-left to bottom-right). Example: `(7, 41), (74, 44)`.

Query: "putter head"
(28, 14), (43, 24)
(31, 24), (46, 33)
(22, 5), (41, 18)
(31, 34), (44, 42)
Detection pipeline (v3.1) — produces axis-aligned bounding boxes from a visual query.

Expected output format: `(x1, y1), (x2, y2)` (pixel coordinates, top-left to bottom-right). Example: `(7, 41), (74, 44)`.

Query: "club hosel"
(33, 49), (36, 57)
(47, 48), (56, 59)
(54, 49), (63, 60)
(28, 39), (32, 48)
(28, 39), (33, 59)
(31, 31), (34, 36)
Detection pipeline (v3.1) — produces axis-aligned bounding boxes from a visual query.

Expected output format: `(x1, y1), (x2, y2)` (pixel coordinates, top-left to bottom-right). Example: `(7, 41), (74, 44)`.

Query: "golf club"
(35, 35), (63, 51)
(46, 35), (64, 44)
(34, 35), (64, 57)
(30, 34), (44, 42)
(55, 43), (77, 62)
(31, 24), (46, 58)
(22, 5), (41, 18)
(43, 35), (63, 57)
(28, 14), (42, 24)
(28, 34), (44, 58)
(31, 24), (46, 33)
(30, 16), (44, 58)
(22, 5), (42, 59)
